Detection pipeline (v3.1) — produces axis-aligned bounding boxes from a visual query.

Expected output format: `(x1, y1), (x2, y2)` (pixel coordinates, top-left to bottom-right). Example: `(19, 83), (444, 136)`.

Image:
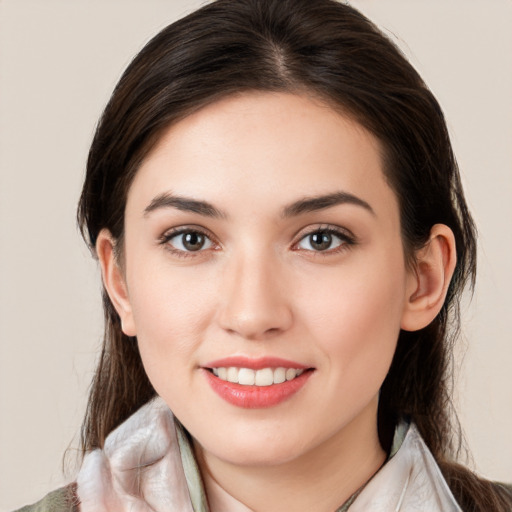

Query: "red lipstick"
(204, 356), (309, 370)
(202, 356), (313, 409)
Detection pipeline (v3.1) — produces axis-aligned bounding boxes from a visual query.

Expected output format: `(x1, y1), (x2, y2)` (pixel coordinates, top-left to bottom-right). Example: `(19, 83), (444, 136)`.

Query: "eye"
(163, 229), (214, 253)
(296, 228), (351, 252)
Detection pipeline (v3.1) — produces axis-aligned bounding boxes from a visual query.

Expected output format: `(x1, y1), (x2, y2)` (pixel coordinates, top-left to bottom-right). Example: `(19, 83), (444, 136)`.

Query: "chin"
(206, 441), (306, 467)
(192, 420), (316, 468)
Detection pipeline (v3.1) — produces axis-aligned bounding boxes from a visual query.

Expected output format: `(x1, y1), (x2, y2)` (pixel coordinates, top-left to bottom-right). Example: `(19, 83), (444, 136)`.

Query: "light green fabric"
(13, 485), (76, 512)
(176, 420), (210, 512)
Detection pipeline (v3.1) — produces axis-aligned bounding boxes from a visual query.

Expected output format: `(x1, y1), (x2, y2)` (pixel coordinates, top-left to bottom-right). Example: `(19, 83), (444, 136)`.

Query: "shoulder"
(13, 483), (79, 512)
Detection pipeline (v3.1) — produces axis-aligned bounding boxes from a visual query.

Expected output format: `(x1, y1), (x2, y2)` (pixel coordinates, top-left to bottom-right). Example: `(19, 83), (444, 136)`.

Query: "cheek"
(126, 263), (218, 377)
(299, 248), (407, 377)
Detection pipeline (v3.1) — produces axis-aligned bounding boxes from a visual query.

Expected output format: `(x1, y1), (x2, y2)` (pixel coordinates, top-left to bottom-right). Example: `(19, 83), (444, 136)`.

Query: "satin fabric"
(76, 397), (462, 512)
(77, 398), (195, 512)
(347, 426), (462, 512)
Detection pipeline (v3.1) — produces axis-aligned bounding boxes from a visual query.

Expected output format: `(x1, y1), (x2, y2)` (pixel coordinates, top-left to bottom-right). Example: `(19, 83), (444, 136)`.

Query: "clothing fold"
(74, 396), (461, 512)
(77, 398), (195, 512)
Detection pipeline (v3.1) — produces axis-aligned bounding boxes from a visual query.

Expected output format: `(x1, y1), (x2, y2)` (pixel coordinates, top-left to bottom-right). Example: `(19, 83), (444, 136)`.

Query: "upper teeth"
(212, 367), (304, 386)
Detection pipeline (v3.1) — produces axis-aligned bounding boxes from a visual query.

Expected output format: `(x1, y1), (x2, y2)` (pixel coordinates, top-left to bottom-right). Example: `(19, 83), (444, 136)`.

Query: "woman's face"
(117, 92), (416, 467)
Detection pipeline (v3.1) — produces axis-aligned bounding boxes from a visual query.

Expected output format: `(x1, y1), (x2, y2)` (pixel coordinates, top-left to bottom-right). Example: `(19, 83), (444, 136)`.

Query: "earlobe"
(96, 229), (137, 336)
(401, 224), (457, 332)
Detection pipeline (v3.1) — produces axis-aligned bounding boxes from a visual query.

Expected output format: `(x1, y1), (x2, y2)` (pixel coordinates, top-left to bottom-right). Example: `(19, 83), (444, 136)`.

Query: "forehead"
(128, 91), (396, 220)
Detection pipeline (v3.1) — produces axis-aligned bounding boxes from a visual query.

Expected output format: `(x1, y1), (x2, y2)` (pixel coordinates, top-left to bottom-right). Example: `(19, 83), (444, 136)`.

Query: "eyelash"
(159, 227), (219, 259)
(158, 225), (356, 258)
(293, 225), (356, 256)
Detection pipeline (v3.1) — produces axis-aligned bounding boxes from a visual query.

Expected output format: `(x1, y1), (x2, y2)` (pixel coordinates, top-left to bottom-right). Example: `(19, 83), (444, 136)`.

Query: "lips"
(202, 356), (313, 408)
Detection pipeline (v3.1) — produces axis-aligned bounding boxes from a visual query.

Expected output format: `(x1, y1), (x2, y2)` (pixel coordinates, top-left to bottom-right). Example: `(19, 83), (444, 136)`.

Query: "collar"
(76, 397), (461, 511)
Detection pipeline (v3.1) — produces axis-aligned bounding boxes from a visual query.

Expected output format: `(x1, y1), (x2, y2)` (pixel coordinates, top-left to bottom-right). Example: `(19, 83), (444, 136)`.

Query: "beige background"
(1, 0), (511, 509)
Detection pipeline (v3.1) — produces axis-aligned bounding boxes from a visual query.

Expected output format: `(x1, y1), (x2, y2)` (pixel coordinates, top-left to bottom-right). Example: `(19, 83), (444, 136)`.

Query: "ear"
(96, 229), (137, 336)
(401, 224), (457, 332)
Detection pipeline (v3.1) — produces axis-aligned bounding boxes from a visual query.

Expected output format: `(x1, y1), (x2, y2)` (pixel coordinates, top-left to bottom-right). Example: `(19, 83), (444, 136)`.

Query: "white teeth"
(211, 366), (306, 386)
(238, 368), (255, 385)
(227, 367), (239, 383)
(273, 367), (286, 384)
(285, 368), (297, 381)
(254, 368), (273, 386)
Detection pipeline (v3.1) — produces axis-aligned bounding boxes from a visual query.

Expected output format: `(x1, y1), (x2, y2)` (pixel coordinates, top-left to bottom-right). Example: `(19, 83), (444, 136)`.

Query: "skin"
(98, 91), (456, 512)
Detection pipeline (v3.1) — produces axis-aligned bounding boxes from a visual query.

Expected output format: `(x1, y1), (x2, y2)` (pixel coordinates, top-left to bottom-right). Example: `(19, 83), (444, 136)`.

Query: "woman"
(15, 0), (512, 510)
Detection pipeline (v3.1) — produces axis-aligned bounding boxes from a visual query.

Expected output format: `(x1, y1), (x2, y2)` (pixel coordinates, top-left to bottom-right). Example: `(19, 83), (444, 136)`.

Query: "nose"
(217, 252), (293, 340)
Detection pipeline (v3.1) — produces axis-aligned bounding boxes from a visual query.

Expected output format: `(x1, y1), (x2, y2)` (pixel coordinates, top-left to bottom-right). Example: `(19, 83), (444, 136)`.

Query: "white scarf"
(77, 398), (195, 511)
(76, 397), (462, 511)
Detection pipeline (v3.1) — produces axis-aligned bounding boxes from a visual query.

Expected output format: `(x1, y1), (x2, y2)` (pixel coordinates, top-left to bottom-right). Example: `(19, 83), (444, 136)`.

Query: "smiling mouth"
(203, 357), (314, 407)
(209, 367), (305, 386)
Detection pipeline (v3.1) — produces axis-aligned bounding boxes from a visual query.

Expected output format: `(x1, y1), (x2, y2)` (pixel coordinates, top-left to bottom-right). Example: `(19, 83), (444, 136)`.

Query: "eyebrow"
(143, 190), (374, 219)
(144, 193), (227, 218)
(282, 192), (375, 217)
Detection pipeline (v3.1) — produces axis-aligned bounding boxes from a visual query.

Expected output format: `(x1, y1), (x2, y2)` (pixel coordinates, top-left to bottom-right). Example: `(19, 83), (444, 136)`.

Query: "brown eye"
(183, 232), (206, 251)
(309, 232), (333, 251)
(297, 229), (349, 252)
(166, 230), (213, 252)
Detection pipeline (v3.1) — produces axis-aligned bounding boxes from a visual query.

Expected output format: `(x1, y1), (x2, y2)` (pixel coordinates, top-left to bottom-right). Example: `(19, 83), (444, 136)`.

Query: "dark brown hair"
(77, 0), (510, 509)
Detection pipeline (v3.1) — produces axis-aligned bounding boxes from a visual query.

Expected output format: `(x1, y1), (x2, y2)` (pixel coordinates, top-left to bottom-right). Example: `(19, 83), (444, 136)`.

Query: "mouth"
(202, 357), (314, 408)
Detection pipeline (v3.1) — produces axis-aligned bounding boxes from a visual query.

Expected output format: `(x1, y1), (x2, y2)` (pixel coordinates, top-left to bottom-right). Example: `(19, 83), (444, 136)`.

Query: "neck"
(195, 398), (386, 512)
